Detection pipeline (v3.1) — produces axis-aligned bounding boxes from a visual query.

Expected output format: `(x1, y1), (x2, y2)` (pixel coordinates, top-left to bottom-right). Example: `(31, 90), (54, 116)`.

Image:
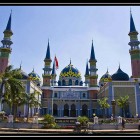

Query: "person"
(122, 118), (126, 130)
(18, 111), (21, 117)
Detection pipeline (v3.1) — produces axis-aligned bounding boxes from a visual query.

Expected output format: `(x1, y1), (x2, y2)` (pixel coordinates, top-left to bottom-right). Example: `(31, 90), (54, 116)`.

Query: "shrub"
(77, 116), (89, 126)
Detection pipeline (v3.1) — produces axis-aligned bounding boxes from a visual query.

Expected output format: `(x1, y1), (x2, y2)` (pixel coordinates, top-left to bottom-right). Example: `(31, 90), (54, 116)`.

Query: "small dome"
(100, 69), (112, 82)
(111, 66), (129, 81)
(60, 61), (81, 78)
(21, 70), (29, 79)
(28, 69), (41, 84)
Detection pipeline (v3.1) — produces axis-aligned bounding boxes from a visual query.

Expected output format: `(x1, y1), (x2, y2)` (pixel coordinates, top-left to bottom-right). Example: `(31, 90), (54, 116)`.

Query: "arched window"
(64, 104), (69, 117)
(80, 81), (83, 86)
(70, 104), (76, 117)
(75, 80), (78, 85)
(54, 93), (57, 98)
(83, 93), (86, 98)
(58, 81), (61, 86)
(53, 104), (58, 116)
(82, 104), (88, 116)
(69, 79), (72, 86)
(62, 80), (66, 86)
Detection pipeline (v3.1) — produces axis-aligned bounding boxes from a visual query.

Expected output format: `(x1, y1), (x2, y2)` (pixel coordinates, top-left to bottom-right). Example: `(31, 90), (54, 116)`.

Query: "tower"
(51, 59), (57, 86)
(89, 40), (98, 87)
(42, 40), (52, 86)
(84, 60), (89, 86)
(128, 11), (140, 79)
(0, 12), (13, 73)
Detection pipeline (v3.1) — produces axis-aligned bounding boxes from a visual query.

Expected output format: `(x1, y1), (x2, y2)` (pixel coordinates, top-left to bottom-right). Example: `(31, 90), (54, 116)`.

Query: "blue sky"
(0, 5), (139, 84)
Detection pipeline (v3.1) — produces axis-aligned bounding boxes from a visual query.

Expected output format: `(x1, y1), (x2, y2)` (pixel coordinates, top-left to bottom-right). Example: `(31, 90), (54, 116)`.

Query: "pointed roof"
(52, 60), (56, 75)
(6, 11), (12, 31)
(85, 61), (89, 76)
(130, 11), (137, 32)
(90, 40), (96, 60)
(45, 39), (51, 59)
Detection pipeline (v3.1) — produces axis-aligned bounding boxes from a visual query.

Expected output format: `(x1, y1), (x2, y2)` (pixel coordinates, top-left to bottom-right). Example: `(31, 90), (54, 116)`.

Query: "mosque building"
(41, 40), (99, 118)
(0, 11), (140, 118)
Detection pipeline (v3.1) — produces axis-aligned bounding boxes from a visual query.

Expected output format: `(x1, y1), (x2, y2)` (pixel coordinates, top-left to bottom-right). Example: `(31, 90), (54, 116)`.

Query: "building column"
(90, 100), (92, 118)
(88, 109), (90, 118)
(78, 101), (80, 116)
(69, 109), (71, 117)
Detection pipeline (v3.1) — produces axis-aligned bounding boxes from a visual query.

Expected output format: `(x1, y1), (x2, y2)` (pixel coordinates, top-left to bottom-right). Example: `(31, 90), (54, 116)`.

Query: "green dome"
(100, 70), (112, 82)
(28, 69), (41, 85)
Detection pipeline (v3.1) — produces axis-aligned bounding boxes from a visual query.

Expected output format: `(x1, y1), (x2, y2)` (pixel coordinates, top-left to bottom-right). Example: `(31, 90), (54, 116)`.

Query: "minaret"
(0, 12), (13, 73)
(89, 40), (98, 87)
(128, 11), (140, 79)
(84, 60), (89, 86)
(42, 40), (52, 86)
(51, 59), (57, 86)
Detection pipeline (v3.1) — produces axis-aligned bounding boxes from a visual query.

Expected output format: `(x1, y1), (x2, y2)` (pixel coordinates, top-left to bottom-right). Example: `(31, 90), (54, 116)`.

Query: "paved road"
(0, 128), (140, 136)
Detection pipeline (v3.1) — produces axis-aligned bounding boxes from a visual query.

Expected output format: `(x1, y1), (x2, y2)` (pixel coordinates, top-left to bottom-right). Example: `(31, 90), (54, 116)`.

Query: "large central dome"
(60, 61), (81, 78)
(58, 60), (83, 86)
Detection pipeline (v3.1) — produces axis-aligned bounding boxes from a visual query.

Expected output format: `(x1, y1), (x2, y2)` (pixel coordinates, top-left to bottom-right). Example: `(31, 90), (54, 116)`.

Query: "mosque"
(0, 11), (140, 118)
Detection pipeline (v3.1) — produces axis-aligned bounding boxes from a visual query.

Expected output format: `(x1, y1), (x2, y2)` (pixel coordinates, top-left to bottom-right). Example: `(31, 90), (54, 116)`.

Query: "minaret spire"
(130, 11), (137, 33)
(6, 10), (12, 31)
(45, 39), (51, 60)
(84, 59), (90, 86)
(32, 66), (34, 72)
(128, 10), (140, 79)
(0, 12), (13, 73)
(52, 60), (56, 75)
(85, 60), (89, 76)
(42, 39), (52, 86)
(90, 40), (96, 61)
(51, 57), (57, 86)
(19, 61), (22, 70)
(89, 40), (98, 87)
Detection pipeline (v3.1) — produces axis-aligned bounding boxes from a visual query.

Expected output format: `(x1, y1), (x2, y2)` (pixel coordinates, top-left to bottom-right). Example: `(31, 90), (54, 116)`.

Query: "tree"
(25, 90), (41, 122)
(77, 116), (89, 126)
(43, 114), (56, 128)
(98, 97), (110, 118)
(0, 65), (26, 121)
(116, 95), (129, 117)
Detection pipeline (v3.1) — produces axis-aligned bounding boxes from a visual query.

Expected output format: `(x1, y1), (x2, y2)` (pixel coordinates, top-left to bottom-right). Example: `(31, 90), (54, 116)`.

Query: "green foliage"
(98, 97), (110, 118)
(116, 95), (129, 109)
(116, 95), (129, 117)
(0, 65), (26, 120)
(77, 116), (89, 126)
(43, 114), (55, 124)
(42, 114), (57, 129)
(98, 97), (110, 109)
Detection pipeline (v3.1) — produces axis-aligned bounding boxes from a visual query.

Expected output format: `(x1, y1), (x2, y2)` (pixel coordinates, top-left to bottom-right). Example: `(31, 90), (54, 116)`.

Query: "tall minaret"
(128, 10), (140, 79)
(51, 59), (57, 86)
(84, 60), (89, 86)
(0, 12), (13, 74)
(42, 40), (52, 86)
(89, 40), (98, 87)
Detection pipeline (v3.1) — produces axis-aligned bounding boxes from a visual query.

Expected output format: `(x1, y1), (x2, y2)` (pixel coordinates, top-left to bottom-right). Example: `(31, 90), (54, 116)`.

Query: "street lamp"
(111, 99), (116, 118)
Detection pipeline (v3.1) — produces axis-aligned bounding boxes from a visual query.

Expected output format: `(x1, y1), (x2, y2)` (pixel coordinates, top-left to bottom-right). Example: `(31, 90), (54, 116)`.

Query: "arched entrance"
(64, 104), (69, 117)
(82, 104), (88, 116)
(70, 104), (76, 117)
(53, 104), (58, 116)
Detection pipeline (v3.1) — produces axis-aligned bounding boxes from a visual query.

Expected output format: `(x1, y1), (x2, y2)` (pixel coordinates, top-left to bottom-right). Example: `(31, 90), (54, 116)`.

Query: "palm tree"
(3, 78), (26, 120)
(116, 95), (129, 117)
(98, 97), (110, 118)
(25, 90), (41, 122)
(0, 65), (26, 120)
